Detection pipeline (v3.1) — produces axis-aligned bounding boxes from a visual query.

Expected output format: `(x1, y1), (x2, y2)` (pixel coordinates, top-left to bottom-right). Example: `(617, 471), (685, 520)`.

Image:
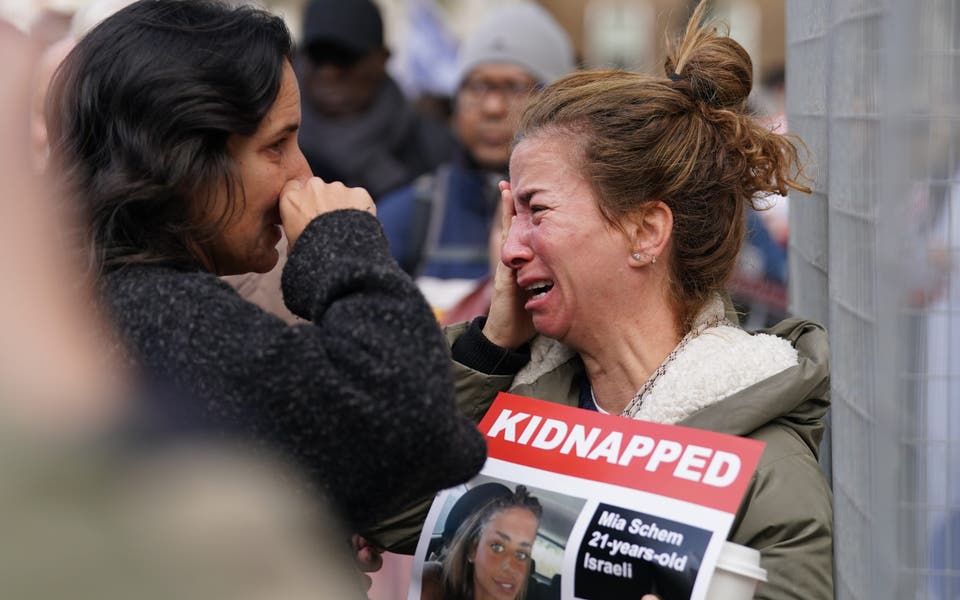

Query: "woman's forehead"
(485, 506), (539, 532)
(256, 62), (301, 137)
(511, 133), (577, 174)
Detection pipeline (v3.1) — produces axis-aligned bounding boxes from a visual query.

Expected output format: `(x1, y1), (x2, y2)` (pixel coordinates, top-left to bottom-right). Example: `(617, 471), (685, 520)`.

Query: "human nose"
(289, 144), (312, 181)
(501, 214), (532, 269)
(502, 554), (526, 576)
(479, 89), (510, 116)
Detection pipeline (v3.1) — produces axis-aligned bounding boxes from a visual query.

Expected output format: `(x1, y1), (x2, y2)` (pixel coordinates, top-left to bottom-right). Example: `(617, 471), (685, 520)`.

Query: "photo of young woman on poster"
(421, 484), (542, 600)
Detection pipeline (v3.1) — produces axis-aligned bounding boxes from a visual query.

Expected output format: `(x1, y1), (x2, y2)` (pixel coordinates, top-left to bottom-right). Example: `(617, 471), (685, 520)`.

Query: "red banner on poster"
(477, 393), (764, 514)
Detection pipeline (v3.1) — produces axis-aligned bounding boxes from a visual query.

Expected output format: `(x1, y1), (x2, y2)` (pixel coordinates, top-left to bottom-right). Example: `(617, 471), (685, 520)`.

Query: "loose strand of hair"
(669, 0), (714, 75)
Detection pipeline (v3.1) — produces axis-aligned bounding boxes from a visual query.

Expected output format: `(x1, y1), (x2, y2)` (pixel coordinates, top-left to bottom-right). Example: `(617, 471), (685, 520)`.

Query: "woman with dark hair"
(422, 485), (543, 600)
(45, 0), (486, 533)
(447, 2), (832, 598)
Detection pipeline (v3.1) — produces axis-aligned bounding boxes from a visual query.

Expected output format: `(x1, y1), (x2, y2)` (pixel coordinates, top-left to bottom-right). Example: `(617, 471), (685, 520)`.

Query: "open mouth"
(525, 280), (554, 299)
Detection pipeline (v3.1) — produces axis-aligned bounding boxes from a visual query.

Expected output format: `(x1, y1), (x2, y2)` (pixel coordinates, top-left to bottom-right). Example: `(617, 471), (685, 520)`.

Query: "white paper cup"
(704, 542), (768, 600)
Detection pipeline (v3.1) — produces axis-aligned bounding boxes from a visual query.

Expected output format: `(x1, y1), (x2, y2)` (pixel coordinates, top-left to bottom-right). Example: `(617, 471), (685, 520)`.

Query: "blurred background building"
(0, 0), (789, 94)
(5, 0), (960, 598)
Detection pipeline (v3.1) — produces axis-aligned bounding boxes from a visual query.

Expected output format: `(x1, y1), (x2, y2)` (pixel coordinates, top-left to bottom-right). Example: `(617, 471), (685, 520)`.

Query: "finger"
(499, 180), (515, 210)
(356, 547), (384, 572)
(280, 177), (306, 197)
(351, 189), (376, 216)
(278, 179), (307, 220)
(351, 535), (383, 568)
(303, 176), (330, 199)
(498, 182), (515, 246)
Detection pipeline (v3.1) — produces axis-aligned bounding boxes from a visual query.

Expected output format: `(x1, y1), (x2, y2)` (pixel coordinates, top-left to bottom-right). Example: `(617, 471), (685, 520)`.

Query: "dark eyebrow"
(494, 530), (533, 548)
(266, 123), (299, 143)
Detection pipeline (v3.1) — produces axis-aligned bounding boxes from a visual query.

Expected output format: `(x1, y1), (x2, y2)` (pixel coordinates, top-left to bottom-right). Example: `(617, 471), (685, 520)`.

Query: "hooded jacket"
(441, 316), (832, 600)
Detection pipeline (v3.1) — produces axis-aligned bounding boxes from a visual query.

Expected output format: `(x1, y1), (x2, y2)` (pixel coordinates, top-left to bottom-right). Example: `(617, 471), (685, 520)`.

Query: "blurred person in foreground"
(0, 6), (120, 437)
(29, 0), (139, 173)
(446, 3), (833, 598)
(45, 0), (486, 552)
(296, 0), (456, 200)
(1, 20), (370, 600)
(377, 3), (576, 317)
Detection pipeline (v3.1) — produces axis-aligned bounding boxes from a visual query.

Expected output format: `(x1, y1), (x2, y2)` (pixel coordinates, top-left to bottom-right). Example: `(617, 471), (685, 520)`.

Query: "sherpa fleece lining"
(631, 325), (798, 424)
(510, 325), (798, 424)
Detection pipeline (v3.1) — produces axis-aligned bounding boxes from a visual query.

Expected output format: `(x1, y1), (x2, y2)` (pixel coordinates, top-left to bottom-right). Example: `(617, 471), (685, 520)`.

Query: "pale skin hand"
(481, 181), (536, 349)
(279, 177), (376, 248)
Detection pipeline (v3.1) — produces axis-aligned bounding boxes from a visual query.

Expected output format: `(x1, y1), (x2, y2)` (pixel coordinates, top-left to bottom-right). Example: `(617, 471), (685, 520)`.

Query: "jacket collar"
(511, 318), (830, 459)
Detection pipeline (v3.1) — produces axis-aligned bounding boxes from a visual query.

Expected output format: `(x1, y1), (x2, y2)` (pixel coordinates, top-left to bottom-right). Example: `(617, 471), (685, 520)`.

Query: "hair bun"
(665, 8), (753, 109)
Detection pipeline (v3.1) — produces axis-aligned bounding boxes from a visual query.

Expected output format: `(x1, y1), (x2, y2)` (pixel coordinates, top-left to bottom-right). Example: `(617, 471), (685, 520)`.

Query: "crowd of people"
(4, 1), (831, 599)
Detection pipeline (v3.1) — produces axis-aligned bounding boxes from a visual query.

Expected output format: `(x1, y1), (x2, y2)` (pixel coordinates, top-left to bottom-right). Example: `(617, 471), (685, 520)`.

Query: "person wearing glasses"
(377, 4), (576, 318)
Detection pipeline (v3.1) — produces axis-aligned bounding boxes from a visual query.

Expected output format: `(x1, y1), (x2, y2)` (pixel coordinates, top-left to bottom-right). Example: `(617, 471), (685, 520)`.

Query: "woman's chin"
(241, 247), (280, 275)
(252, 250), (280, 274)
(531, 315), (568, 342)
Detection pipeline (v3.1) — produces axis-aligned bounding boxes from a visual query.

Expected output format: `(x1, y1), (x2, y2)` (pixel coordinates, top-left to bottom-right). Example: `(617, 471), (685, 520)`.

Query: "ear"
(627, 201), (673, 267)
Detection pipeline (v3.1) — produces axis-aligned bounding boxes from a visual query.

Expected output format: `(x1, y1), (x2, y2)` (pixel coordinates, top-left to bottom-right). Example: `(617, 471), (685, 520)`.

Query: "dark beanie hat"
(302, 0), (383, 55)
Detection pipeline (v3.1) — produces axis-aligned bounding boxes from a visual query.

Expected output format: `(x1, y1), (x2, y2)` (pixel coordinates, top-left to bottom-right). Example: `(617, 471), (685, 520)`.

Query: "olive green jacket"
(369, 318), (833, 600)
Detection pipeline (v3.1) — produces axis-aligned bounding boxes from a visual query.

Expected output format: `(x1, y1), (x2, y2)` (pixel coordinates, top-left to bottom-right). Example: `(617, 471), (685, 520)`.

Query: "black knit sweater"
(102, 210), (486, 528)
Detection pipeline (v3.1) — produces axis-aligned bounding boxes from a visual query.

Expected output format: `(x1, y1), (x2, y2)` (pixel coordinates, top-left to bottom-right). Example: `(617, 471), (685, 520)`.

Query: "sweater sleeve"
(445, 319), (528, 422)
(266, 209), (486, 527)
(109, 209), (486, 531)
(362, 319), (529, 553)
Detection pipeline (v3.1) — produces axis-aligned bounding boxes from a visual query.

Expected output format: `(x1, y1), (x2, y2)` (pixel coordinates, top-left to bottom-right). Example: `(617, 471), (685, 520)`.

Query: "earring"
(631, 252), (643, 261)
(651, 256), (657, 264)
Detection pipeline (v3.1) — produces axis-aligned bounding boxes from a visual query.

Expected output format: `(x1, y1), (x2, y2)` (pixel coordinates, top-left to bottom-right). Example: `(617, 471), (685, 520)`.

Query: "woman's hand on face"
(481, 181), (536, 350)
(279, 177), (376, 248)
